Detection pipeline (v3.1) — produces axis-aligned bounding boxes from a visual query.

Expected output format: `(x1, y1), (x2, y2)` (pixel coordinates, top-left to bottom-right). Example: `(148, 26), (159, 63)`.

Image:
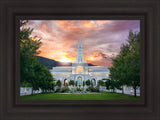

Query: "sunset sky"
(23, 20), (140, 67)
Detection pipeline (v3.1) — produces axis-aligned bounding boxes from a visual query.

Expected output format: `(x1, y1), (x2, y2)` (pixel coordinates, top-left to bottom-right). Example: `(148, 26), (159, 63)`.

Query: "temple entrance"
(78, 76), (82, 87)
(64, 79), (68, 86)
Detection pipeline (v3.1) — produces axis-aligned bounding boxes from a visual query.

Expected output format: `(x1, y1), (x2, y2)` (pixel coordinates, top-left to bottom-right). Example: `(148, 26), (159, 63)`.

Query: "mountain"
(37, 56), (95, 69)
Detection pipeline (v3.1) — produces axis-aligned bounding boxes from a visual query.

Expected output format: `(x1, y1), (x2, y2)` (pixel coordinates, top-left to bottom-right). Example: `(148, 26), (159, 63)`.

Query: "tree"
(69, 80), (75, 86)
(109, 30), (140, 97)
(20, 20), (55, 95)
(105, 79), (121, 92)
(20, 20), (41, 85)
(110, 80), (117, 92)
(98, 80), (105, 86)
(56, 80), (62, 87)
(37, 64), (55, 93)
(48, 82), (56, 92)
(123, 31), (140, 97)
(105, 79), (111, 90)
(20, 30), (41, 85)
(85, 80), (91, 86)
(109, 44), (130, 94)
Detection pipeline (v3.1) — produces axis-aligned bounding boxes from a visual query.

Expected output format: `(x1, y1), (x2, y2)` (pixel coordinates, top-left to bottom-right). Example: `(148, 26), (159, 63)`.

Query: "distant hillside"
(37, 56), (72, 69)
(37, 56), (95, 69)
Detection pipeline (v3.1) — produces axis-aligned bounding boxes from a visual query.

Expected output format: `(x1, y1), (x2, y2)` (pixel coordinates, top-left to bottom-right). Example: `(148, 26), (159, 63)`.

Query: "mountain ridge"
(37, 56), (95, 69)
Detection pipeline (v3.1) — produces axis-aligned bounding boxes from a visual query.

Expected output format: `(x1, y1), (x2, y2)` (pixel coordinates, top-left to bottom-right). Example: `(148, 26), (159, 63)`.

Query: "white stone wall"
(115, 86), (140, 96)
(20, 87), (42, 96)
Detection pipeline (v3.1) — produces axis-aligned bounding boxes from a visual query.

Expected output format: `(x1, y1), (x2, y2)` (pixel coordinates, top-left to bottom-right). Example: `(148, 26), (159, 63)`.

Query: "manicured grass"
(20, 92), (140, 100)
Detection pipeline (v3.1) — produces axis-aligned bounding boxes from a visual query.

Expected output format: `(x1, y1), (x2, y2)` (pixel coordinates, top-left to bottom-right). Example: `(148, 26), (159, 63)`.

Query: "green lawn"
(20, 92), (140, 100)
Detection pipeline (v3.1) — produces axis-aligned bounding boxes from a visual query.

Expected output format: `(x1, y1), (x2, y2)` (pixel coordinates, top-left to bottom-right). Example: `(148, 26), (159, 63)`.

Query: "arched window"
(91, 79), (96, 86)
(64, 79), (68, 86)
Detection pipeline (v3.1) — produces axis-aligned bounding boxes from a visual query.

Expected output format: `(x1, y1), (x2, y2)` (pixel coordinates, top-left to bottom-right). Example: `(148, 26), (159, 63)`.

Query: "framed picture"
(19, 19), (141, 101)
(0, 0), (160, 120)
(16, 17), (144, 104)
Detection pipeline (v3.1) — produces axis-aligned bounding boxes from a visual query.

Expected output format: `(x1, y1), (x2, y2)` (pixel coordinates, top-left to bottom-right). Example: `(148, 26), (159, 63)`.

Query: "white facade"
(50, 36), (110, 87)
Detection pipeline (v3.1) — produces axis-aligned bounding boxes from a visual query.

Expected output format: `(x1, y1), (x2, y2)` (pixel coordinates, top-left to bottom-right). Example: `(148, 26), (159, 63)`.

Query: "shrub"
(76, 88), (82, 91)
(98, 80), (105, 86)
(55, 87), (61, 93)
(85, 80), (91, 86)
(86, 86), (99, 92)
(95, 87), (100, 92)
(61, 87), (70, 93)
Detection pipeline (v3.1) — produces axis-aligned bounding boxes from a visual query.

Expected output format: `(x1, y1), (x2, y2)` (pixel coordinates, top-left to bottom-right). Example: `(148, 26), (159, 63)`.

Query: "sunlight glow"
(59, 58), (70, 63)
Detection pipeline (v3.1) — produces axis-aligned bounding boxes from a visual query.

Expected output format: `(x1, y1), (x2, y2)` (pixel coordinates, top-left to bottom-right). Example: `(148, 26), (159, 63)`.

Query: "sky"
(23, 20), (140, 67)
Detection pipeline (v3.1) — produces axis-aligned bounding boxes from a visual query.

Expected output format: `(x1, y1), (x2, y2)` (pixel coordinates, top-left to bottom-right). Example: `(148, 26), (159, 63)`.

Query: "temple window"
(77, 66), (83, 74)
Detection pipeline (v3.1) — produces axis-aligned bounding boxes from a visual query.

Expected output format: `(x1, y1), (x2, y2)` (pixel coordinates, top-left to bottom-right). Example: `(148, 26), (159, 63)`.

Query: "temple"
(50, 35), (110, 88)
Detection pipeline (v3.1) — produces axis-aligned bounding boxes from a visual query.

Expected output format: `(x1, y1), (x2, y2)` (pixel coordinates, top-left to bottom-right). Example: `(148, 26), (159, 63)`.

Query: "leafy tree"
(105, 79), (121, 92)
(69, 80), (75, 86)
(37, 64), (55, 93)
(20, 21), (41, 89)
(109, 45), (130, 94)
(21, 82), (32, 87)
(20, 29), (41, 85)
(56, 80), (62, 87)
(98, 80), (105, 86)
(110, 80), (117, 92)
(105, 79), (111, 90)
(109, 30), (140, 97)
(48, 82), (56, 92)
(85, 80), (91, 86)
(20, 20), (55, 95)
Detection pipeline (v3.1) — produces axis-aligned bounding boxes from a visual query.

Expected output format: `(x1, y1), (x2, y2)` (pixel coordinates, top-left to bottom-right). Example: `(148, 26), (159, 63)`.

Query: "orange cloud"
(93, 52), (103, 58)
(96, 20), (111, 25)
(54, 20), (97, 31)
(40, 22), (47, 32)
(58, 52), (76, 63)
(54, 20), (78, 31)
(81, 21), (95, 28)
(65, 52), (76, 61)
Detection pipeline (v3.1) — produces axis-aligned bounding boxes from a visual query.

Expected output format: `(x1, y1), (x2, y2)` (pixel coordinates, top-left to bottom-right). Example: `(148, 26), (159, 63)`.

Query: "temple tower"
(76, 34), (85, 63)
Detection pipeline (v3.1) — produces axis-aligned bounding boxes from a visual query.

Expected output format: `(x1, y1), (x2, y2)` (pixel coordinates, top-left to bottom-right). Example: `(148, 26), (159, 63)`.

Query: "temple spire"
(76, 32), (85, 63)
(79, 31), (82, 43)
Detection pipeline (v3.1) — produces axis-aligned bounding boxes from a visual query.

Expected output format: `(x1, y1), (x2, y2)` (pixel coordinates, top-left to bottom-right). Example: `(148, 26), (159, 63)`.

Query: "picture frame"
(0, 0), (159, 120)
